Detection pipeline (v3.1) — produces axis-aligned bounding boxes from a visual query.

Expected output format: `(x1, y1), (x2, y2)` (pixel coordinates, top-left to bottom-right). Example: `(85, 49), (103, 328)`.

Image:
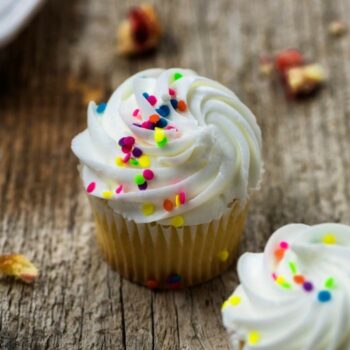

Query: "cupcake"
(71, 68), (262, 289)
(222, 223), (350, 349)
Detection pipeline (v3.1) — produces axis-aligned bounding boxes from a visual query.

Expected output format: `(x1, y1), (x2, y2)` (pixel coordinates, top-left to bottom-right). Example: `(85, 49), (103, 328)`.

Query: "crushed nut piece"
(259, 56), (274, 76)
(329, 20), (347, 37)
(286, 64), (326, 95)
(117, 4), (162, 55)
(0, 254), (39, 283)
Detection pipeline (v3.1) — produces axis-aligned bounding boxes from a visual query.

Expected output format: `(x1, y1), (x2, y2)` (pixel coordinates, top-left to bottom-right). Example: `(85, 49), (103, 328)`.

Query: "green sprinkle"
(156, 137), (168, 148)
(129, 158), (139, 166)
(282, 282), (292, 289)
(325, 277), (335, 289)
(173, 72), (183, 81)
(134, 174), (145, 185)
(289, 261), (297, 275)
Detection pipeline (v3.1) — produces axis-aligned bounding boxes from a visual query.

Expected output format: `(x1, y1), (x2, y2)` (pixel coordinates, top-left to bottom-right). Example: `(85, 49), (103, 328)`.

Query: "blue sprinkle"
(143, 92), (149, 99)
(96, 102), (107, 114)
(156, 105), (170, 118)
(318, 290), (331, 303)
(167, 274), (181, 284)
(156, 118), (168, 128)
(170, 99), (178, 109)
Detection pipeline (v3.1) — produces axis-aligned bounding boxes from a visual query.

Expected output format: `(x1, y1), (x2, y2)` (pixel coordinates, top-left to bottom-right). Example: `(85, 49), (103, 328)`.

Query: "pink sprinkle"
(280, 241), (289, 249)
(116, 185), (123, 194)
(122, 145), (132, 153)
(143, 169), (154, 181)
(179, 191), (186, 204)
(169, 88), (176, 96)
(86, 182), (96, 193)
(124, 136), (135, 147)
(132, 108), (140, 117)
(123, 153), (131, 163)
(141, 121), (154, 129)
(272, 273), (277, 280)
(147, 95), (157, 106)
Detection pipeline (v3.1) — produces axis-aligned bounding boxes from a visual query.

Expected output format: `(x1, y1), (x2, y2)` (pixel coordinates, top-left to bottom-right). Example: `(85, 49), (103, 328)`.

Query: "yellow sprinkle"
(217, 250), (229, 262)
(139, 155), (151, 168)
(276, 275), (285, 284)
(142, 203), (155, 216)
(221, 295), (241, 310)
(115, 157), (125, 167)
(171, 215), (184, 227)
(102, 191), (113, 199)
(221, 300), (230, 310)
(175, 194), (180, 207)
(322, 233), (336, 245)
(248, 331), (261, 345)
(154, 127), (165, 143)
(228, 295), (241, 306)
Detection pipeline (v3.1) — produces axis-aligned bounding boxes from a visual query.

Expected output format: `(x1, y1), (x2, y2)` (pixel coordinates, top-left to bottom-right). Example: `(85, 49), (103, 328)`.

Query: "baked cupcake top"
(222, 223), (350, 350)
(71, 68), (262, 225)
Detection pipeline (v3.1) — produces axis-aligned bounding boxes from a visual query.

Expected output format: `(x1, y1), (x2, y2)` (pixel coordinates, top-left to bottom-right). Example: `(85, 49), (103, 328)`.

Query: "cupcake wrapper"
(89, 196), (249, 289)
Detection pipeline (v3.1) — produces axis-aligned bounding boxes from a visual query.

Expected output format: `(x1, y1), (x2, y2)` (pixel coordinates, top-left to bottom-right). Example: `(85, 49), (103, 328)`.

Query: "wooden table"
(1, 0), (349, 348)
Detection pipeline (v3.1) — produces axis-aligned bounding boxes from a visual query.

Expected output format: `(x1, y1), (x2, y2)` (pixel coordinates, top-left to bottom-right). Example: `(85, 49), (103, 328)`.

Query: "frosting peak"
(72, 68), (262, 225)
(222, 223), (350, 350)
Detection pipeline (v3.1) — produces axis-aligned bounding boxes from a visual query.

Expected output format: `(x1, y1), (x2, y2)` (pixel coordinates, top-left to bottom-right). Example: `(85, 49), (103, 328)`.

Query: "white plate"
(0, 0), (45, 48)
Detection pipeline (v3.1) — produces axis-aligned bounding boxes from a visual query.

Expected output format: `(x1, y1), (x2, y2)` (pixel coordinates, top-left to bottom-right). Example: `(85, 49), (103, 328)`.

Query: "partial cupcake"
(222, 223), (350, 349)
(71, 68), (262, 288)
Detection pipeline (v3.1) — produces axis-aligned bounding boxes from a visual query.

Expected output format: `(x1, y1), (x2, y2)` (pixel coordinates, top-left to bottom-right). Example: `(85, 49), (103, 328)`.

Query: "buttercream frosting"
(222, 223), (350, 350)
(71, 68), (262, 225)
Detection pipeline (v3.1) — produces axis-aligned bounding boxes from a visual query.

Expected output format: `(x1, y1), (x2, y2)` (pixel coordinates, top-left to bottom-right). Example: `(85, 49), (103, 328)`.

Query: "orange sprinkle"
(163, 199), (174, 211)
(293, 275), (305, 284)
(177, 100), (187, 112)
(274, 248), (285, 261)
(149, 114), (160, 123)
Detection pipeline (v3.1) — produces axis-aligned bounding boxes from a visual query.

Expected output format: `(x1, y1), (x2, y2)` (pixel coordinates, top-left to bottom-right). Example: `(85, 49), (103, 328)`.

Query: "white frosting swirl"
(71, 68), (262, 225)
(222, 223), (350, 350)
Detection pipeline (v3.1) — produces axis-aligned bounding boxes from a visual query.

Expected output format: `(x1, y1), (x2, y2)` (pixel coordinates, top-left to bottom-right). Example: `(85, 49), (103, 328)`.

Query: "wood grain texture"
(0, 0), (350, 349)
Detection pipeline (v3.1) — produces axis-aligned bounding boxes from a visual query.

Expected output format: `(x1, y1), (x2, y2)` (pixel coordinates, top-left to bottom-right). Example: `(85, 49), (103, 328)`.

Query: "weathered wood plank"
(1, 0), (350, 349)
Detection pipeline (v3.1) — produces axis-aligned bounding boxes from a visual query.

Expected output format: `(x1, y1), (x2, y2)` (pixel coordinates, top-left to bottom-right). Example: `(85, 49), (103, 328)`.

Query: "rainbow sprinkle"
(322, 233), (336, 245)
(102, 191), (113, 199)
(217, 250), (229, 262)
(171, 216), (184, 227)
(142, 203), (155, 216)
(173, 72), (183, 81)
(318, 290), (332, 302)
(96, 102), (107, 114)
(248, 331), (261, 345)
(86, 182), (96, 193)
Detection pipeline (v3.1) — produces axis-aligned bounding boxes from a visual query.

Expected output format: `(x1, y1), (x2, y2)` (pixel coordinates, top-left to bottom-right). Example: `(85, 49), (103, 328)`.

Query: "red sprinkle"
(147, 95), (157, 106)
(146, 279), (158, 289)
(143, 169), (154, 181)
(86, 182), (96, 193)
(132, 108), (140, 117)
(169, 88), (176, 96)
(163, 199), (173, 211)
